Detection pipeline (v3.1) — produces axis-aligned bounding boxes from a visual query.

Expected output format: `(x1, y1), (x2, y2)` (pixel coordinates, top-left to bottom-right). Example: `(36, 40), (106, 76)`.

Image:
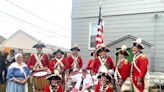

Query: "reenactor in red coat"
(131, 38), (149, 92)
(67, 45), (83, 73)
(44, 70), (63, 92)
(95, 70), (114, 92)
(114, 45), (131, 92)
(49, 49), (68, 73)
(49, 48), (68, 91)
(27, 42), (49, 72)
(87, 51), (94, 70)
(92, 44), (114, 74)
(87, 50), (97, 74)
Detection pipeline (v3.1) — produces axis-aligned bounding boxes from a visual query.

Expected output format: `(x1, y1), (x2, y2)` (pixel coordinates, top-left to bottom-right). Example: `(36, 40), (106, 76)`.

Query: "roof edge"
(106, 35), (153, 47)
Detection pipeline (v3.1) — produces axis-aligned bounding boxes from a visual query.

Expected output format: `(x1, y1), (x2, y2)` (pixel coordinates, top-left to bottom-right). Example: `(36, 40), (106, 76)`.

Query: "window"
(88, 22), (98, 50)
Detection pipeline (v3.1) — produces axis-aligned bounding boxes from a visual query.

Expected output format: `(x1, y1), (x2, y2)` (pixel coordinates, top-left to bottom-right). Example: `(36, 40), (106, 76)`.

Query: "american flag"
(96, 6), (104, 49)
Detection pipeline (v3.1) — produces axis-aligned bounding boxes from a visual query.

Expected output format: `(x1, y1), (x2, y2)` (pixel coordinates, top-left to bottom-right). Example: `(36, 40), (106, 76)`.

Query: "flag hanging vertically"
(96, 6), (104, 49)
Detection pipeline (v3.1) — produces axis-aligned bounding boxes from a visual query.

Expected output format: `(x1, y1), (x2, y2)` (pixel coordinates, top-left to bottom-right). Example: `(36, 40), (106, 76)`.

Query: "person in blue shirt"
(6, 53), (30, 92)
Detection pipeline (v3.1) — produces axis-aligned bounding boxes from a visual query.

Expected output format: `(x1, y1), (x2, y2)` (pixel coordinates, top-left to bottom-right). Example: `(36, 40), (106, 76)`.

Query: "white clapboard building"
(71, 0), (164, 73)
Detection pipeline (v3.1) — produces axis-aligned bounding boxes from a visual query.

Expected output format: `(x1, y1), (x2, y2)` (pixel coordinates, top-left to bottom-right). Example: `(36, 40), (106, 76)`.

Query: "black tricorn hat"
(46, 74), (61, 80)
(133, 43), (144, 49)
(33, 41), (46, 48)
(97, 47), (110, 53)
(70, 44), (80, 51)
(115, 50), (129, 56)
(90, 50), (95, 56)
(115, 45), (129, 56)
(46, 70), (61, 80)
(33, 44), (46, 48)
(53, 49), (64, 55)
(96, 44), (110, 55)
(97, 72), (112, 80)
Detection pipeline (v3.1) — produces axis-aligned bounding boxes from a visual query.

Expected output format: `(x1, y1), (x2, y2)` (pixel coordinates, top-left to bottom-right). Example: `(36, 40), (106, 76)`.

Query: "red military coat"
(132, 53), (148, 92)
(95, 82), (114, 92)
(87, 59), (94, 70)
(49, 57), (68, 73)
(27, 53), (49, 68)
(117, 59), (131, 81)
(44, 85), (62, 92)
(67, 55), (83, 69)
(92, 56), (114, 73)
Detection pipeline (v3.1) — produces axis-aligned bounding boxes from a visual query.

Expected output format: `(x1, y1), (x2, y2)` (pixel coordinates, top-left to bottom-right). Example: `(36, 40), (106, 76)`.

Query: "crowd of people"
(0, 38), (149, 92)
(0, 49), (15, 84)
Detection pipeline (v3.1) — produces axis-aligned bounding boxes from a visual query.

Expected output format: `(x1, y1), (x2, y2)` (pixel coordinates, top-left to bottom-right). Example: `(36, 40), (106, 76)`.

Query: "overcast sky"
(0, 0), (71, 49)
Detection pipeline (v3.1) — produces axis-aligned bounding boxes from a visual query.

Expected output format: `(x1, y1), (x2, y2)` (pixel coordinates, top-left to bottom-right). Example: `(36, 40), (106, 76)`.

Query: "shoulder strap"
(98, 56), (106, 65)
(98, 56), (109, 73)
(54, 57), (64, 70)
(49, 86), (53, 92)
(33, 53), (43, 68)
(114, 59), (123, 80)
(71, 55), (78, 66)
(132, 53), (142, 73)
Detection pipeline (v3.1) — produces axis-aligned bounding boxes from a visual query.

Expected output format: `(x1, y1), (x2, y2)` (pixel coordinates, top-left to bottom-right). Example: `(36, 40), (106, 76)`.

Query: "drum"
(33, 71), (49, 91)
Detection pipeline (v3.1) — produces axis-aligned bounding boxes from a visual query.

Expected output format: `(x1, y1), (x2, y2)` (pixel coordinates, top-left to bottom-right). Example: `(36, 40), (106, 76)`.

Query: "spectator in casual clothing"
(69, 68), (94, 92)
(6, 49), (15, 67)
(0, 49), (8, 84)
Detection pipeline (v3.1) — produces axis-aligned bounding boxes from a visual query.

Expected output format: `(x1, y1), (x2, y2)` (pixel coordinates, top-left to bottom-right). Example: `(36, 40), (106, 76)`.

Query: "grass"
(0, 79), (33, 92)
(0, 84), (6, 92)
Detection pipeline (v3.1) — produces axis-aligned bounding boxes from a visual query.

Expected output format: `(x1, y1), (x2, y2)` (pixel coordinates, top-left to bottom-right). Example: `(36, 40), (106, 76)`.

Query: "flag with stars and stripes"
(96, 6), (104, 49)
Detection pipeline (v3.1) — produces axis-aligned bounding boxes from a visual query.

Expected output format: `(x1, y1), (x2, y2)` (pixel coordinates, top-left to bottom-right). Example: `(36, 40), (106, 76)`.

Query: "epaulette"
(141, 54), (147, 60)
(30, 53), (34, 56)
(124, 59), (129, 64)
(108, 83), (114, 89)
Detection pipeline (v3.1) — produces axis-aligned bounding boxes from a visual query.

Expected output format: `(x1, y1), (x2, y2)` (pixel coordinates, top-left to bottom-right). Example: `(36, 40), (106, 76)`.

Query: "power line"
(37, 0), (70, 20)
(0, 10), (68, 38)
(0, 14), (46, 35)
(0, 14), (70, 45)
(5, 0), (69, 31)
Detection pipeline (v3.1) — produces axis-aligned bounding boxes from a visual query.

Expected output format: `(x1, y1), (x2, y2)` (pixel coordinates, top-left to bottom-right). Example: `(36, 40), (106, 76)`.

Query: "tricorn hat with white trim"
(33, 41), (46, 48)
(97, 68), (113, 80)
(133, 38), (144, 49)
(70, 44), (80, 51)
(53, 48), (65, 55)
(96, 43), (110, 54)
(46, 70), (62, 80)
(115, 45), (130, 56)
(90, 50), (95, 56)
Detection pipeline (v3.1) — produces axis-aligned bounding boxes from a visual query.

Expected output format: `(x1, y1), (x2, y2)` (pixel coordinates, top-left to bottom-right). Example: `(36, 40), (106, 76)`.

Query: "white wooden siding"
(72, 0), (164, 18)
(72, 12), (164, 72)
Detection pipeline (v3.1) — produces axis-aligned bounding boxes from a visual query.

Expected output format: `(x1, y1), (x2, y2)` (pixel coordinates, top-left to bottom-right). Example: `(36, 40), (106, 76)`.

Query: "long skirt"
(6, 78), (28, 92)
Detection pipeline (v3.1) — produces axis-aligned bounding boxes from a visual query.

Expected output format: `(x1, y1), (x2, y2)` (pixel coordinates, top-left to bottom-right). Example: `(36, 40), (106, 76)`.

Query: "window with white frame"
(89, 22), (98, 50)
